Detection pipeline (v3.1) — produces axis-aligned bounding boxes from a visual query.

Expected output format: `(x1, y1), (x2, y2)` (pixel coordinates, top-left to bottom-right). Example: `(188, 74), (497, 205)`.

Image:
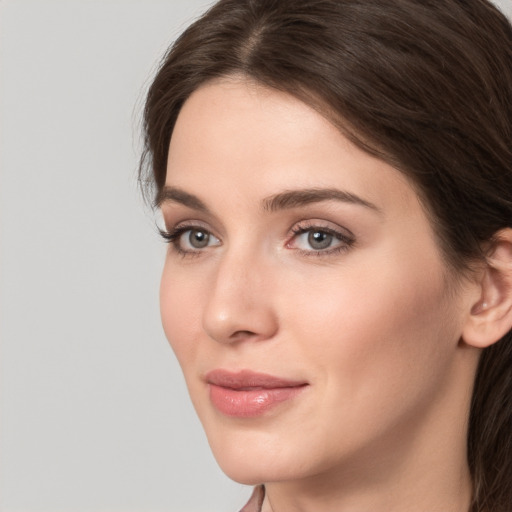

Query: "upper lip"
(205, 369), (308, 390)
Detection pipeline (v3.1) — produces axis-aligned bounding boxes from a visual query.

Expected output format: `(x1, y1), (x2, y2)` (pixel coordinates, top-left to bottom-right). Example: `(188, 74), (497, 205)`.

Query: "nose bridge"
(218, 242), (255, 289)
(202, 242), (277, 344)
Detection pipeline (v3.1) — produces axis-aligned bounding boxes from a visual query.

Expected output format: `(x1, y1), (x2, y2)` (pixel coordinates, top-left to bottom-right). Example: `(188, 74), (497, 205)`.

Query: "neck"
(263, 449), (472, 512)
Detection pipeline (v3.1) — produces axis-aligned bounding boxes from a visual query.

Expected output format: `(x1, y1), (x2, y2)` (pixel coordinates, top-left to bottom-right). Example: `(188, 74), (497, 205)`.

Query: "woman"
(139, 1), (512, 511)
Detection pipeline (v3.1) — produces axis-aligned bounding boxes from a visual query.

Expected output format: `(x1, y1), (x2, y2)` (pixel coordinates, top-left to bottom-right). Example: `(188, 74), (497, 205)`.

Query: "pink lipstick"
(206, 370), (308, 418)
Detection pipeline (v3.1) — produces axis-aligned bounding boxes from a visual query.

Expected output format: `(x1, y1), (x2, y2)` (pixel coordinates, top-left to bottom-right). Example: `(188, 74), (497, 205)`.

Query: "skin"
(159, 78), (484, 512)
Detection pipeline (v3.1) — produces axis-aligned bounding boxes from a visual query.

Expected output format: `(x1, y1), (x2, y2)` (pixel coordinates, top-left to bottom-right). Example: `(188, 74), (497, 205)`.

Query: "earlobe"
(462, 228), (512, 348)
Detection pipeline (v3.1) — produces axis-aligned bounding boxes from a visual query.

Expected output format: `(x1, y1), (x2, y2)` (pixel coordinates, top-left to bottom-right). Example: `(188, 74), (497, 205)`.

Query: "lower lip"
(209, 384), (306, 418)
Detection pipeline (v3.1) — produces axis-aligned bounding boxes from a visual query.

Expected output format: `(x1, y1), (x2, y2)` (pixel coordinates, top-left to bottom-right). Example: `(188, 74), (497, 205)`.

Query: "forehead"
(165, 78), (417, 216)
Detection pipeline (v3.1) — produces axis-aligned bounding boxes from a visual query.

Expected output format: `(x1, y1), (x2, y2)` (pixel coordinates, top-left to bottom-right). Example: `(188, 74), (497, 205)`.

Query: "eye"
(304, 230), (334, 250)
(288, 223), (355, 255)
(181, 228), (214, 249)
(294, 229), (340, 251)
(159, 225), (221, 254)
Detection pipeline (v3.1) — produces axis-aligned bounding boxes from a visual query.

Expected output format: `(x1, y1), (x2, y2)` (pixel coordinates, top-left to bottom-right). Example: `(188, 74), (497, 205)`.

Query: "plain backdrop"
(1, 1), (511, 511)
(0, 1), (248, 511)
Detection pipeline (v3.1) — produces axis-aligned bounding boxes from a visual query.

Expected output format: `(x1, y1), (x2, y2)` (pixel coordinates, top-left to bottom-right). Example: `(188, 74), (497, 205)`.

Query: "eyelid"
(162, 219), (212, 233)
(288, 219), (355, 240)
(286, 219), (356, 255)
(159, 220), (221, 256)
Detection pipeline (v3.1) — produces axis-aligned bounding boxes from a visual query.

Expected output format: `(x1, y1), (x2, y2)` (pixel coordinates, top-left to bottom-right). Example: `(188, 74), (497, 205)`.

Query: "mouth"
(205, 369), (309, 418)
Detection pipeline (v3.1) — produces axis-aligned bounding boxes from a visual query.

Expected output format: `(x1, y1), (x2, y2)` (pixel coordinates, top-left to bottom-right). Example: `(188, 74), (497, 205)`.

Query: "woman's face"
(159, 78), (476, 486)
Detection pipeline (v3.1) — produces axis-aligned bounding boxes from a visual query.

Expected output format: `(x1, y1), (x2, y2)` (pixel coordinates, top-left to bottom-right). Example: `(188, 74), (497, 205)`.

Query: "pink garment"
(239, 486), (265, 512)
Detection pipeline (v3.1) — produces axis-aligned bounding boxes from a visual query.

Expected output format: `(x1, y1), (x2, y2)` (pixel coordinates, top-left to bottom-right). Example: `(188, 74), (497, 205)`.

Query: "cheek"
(283, 250), (457, 412)
(160, 262), (203, 367)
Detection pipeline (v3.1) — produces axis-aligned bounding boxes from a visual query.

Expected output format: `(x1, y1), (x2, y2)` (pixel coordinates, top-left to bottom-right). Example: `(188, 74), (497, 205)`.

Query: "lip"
(205, 369), (308, 418)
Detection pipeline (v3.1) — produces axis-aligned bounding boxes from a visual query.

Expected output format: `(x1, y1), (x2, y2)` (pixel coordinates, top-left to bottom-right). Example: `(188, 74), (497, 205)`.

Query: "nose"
(202, 250), (279, 344)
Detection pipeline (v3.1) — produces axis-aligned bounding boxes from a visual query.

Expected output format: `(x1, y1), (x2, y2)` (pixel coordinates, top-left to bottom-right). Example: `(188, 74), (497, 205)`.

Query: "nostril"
(229, 330), (258, 341)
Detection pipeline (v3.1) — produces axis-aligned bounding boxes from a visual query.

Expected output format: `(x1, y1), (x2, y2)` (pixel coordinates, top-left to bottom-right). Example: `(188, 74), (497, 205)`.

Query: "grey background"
(1, 1), (511, 511)
(0, 1), (248, 511)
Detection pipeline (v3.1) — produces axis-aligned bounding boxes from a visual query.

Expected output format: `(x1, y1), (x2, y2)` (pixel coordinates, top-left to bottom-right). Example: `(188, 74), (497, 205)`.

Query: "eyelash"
(159, 222), (355, 257)
(158, 224), (212, 258)
(289, 222), (355, 257)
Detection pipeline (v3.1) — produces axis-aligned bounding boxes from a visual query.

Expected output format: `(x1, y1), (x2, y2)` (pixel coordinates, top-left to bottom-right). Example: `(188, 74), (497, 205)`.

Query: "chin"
(214, 453), (295, 486)
(204, 422), (337, 487)
(203, 424), (298, 485)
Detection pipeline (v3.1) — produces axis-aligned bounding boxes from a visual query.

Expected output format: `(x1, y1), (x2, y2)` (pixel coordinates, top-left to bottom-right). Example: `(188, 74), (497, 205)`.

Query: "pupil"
(308, 230), (332, 250)
(189, 230), (209, 248)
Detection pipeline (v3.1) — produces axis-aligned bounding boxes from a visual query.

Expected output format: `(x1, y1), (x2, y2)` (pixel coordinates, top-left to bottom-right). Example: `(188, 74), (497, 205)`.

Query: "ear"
(462, 228), (512, 348)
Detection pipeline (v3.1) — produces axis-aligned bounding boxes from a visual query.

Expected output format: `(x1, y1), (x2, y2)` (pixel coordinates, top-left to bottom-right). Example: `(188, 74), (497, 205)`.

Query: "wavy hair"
(140, 1), (512, 509)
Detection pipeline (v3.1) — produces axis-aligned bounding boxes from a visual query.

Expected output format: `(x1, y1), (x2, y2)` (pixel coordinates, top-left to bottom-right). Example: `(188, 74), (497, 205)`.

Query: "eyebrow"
(262, 188), (381, 213)
(157, 186), (380, 214)
(156, 186), (210, 212)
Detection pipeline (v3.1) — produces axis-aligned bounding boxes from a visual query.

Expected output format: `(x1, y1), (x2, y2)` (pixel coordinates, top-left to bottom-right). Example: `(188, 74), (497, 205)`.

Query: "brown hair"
(139, 1), (512, 510)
